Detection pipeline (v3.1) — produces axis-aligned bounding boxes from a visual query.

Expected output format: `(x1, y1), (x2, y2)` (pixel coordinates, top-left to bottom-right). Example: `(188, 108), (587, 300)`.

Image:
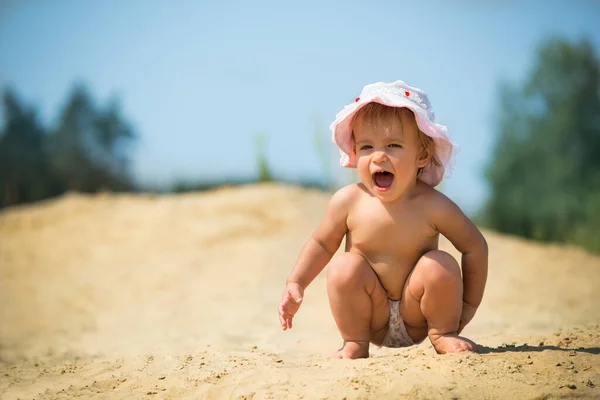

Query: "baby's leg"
(327, 252), (389, 359)
(400, 250), (478, 354)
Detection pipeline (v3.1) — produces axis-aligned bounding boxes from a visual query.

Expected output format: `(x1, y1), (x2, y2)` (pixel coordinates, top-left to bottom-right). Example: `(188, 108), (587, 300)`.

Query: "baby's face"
(353, 119), (427, 202)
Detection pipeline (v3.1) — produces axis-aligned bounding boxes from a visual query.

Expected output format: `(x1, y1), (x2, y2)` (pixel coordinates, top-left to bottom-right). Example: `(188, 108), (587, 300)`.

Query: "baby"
(278, 80), (488, 359)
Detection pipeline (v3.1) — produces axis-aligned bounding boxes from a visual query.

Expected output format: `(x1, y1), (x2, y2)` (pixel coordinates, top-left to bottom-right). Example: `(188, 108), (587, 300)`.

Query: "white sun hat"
(329, 80), (457, 187)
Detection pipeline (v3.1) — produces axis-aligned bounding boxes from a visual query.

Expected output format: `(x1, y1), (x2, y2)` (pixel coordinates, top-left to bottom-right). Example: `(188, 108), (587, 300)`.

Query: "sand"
(0, 183), (599, 399)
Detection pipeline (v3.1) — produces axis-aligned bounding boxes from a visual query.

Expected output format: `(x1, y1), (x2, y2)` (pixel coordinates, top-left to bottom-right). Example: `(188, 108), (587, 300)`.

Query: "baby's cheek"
(356, 166), (372, 184)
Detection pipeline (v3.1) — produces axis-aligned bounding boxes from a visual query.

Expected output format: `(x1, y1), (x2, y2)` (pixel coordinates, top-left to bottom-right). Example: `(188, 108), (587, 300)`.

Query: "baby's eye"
(388, 143), (402, 148)
(359, 145), (372, 151)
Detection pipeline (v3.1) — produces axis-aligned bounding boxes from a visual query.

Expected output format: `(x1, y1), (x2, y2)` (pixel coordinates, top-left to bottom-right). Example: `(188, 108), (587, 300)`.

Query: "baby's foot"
(431, 333), (478, 354)
(331, 340), (369, 359)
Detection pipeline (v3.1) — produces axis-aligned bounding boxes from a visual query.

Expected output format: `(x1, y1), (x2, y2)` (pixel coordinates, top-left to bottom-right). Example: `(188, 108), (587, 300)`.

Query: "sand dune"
(1, 184), (599, 399)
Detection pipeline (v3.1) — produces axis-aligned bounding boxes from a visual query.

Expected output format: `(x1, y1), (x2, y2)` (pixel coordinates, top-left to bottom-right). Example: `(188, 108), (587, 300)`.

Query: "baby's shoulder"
(331, 183), (365, 204)
(413, 183), (460, 216)
(418, 185), (463, 225)
(328, 183), (371, 209)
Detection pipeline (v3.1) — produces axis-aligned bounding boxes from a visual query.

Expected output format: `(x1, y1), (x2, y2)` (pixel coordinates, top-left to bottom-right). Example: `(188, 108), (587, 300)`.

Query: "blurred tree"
(0, 89), (54, 207)
(49, 84), (136, 193)
(484, 37), (600, 252)
(92, 98), (137, 189)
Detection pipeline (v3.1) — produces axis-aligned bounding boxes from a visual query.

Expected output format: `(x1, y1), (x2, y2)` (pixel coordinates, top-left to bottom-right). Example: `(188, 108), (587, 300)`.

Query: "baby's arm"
(279, 186), (354, 330)
(429, 193), (488, 330)
(287, 187), (352, 287)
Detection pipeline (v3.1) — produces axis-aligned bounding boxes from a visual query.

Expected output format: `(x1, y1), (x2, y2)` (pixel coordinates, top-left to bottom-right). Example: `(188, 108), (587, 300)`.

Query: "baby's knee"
(418, 250), (460, 286)
(327, 252), (369, 290)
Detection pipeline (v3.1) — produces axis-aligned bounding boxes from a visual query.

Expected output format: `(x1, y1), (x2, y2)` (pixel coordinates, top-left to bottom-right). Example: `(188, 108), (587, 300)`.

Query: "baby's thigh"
(399, 250), (458, 330)
(327, 253), (389, 334)
(368, 268), (391, 338)
(399, 271), (428, 337)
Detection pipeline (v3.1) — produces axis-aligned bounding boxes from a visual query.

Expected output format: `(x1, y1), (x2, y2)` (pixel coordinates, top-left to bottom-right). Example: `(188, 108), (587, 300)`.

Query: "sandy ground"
(0, 183), (599, 399)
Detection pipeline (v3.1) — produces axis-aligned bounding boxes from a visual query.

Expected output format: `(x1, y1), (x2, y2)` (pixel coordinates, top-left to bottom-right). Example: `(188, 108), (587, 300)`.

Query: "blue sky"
(1, 1), (599, 213)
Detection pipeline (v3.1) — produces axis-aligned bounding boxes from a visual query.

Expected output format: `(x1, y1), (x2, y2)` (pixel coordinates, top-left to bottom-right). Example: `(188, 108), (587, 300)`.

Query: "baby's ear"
(417, 147), (432, 168)
(350, 137), (357, 156)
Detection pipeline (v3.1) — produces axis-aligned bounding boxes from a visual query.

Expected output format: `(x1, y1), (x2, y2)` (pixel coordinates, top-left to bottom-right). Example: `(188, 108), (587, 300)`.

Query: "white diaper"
(381, 299), (415, 348)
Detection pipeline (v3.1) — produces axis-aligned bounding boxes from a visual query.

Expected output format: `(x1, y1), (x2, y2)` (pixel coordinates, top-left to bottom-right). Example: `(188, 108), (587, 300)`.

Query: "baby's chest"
(347, 210), (435, 252)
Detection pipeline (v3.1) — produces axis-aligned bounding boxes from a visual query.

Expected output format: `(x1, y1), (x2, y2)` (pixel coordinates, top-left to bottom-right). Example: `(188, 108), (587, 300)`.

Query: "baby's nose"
(372, 151), (388, 163)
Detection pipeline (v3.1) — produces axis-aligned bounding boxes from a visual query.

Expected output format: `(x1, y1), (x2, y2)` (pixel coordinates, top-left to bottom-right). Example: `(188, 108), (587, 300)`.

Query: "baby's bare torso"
(345, 184), (439, 300)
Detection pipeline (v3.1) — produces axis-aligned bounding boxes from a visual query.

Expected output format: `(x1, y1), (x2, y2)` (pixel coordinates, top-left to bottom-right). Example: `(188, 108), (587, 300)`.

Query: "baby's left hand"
(457, 301), (478, 334)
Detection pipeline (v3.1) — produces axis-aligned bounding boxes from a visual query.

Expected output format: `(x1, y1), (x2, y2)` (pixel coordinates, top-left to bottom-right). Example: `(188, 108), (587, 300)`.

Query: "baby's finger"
(279, 304), (291, 329)
(279, 303), (291, 318)
(279, 314), (287, 330)
(280, 298), (293, 313)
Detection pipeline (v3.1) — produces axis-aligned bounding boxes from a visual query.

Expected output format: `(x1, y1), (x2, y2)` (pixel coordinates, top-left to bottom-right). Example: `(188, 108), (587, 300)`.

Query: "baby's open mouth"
(372, 171), (394, 190)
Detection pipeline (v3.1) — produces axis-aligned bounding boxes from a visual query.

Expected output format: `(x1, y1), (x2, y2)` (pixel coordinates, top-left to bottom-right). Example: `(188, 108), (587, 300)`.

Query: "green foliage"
(0, 83), (327, 209)
(0, 89), (56, 205)
(255, 133), (273, 182)
(0, 84), (137, 209)
(484, 37), (600, 252)
(50, 85), (136, 193)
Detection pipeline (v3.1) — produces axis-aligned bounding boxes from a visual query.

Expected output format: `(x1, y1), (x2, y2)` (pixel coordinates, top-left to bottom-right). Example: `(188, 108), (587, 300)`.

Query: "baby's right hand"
(278, 282), (304, 330)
